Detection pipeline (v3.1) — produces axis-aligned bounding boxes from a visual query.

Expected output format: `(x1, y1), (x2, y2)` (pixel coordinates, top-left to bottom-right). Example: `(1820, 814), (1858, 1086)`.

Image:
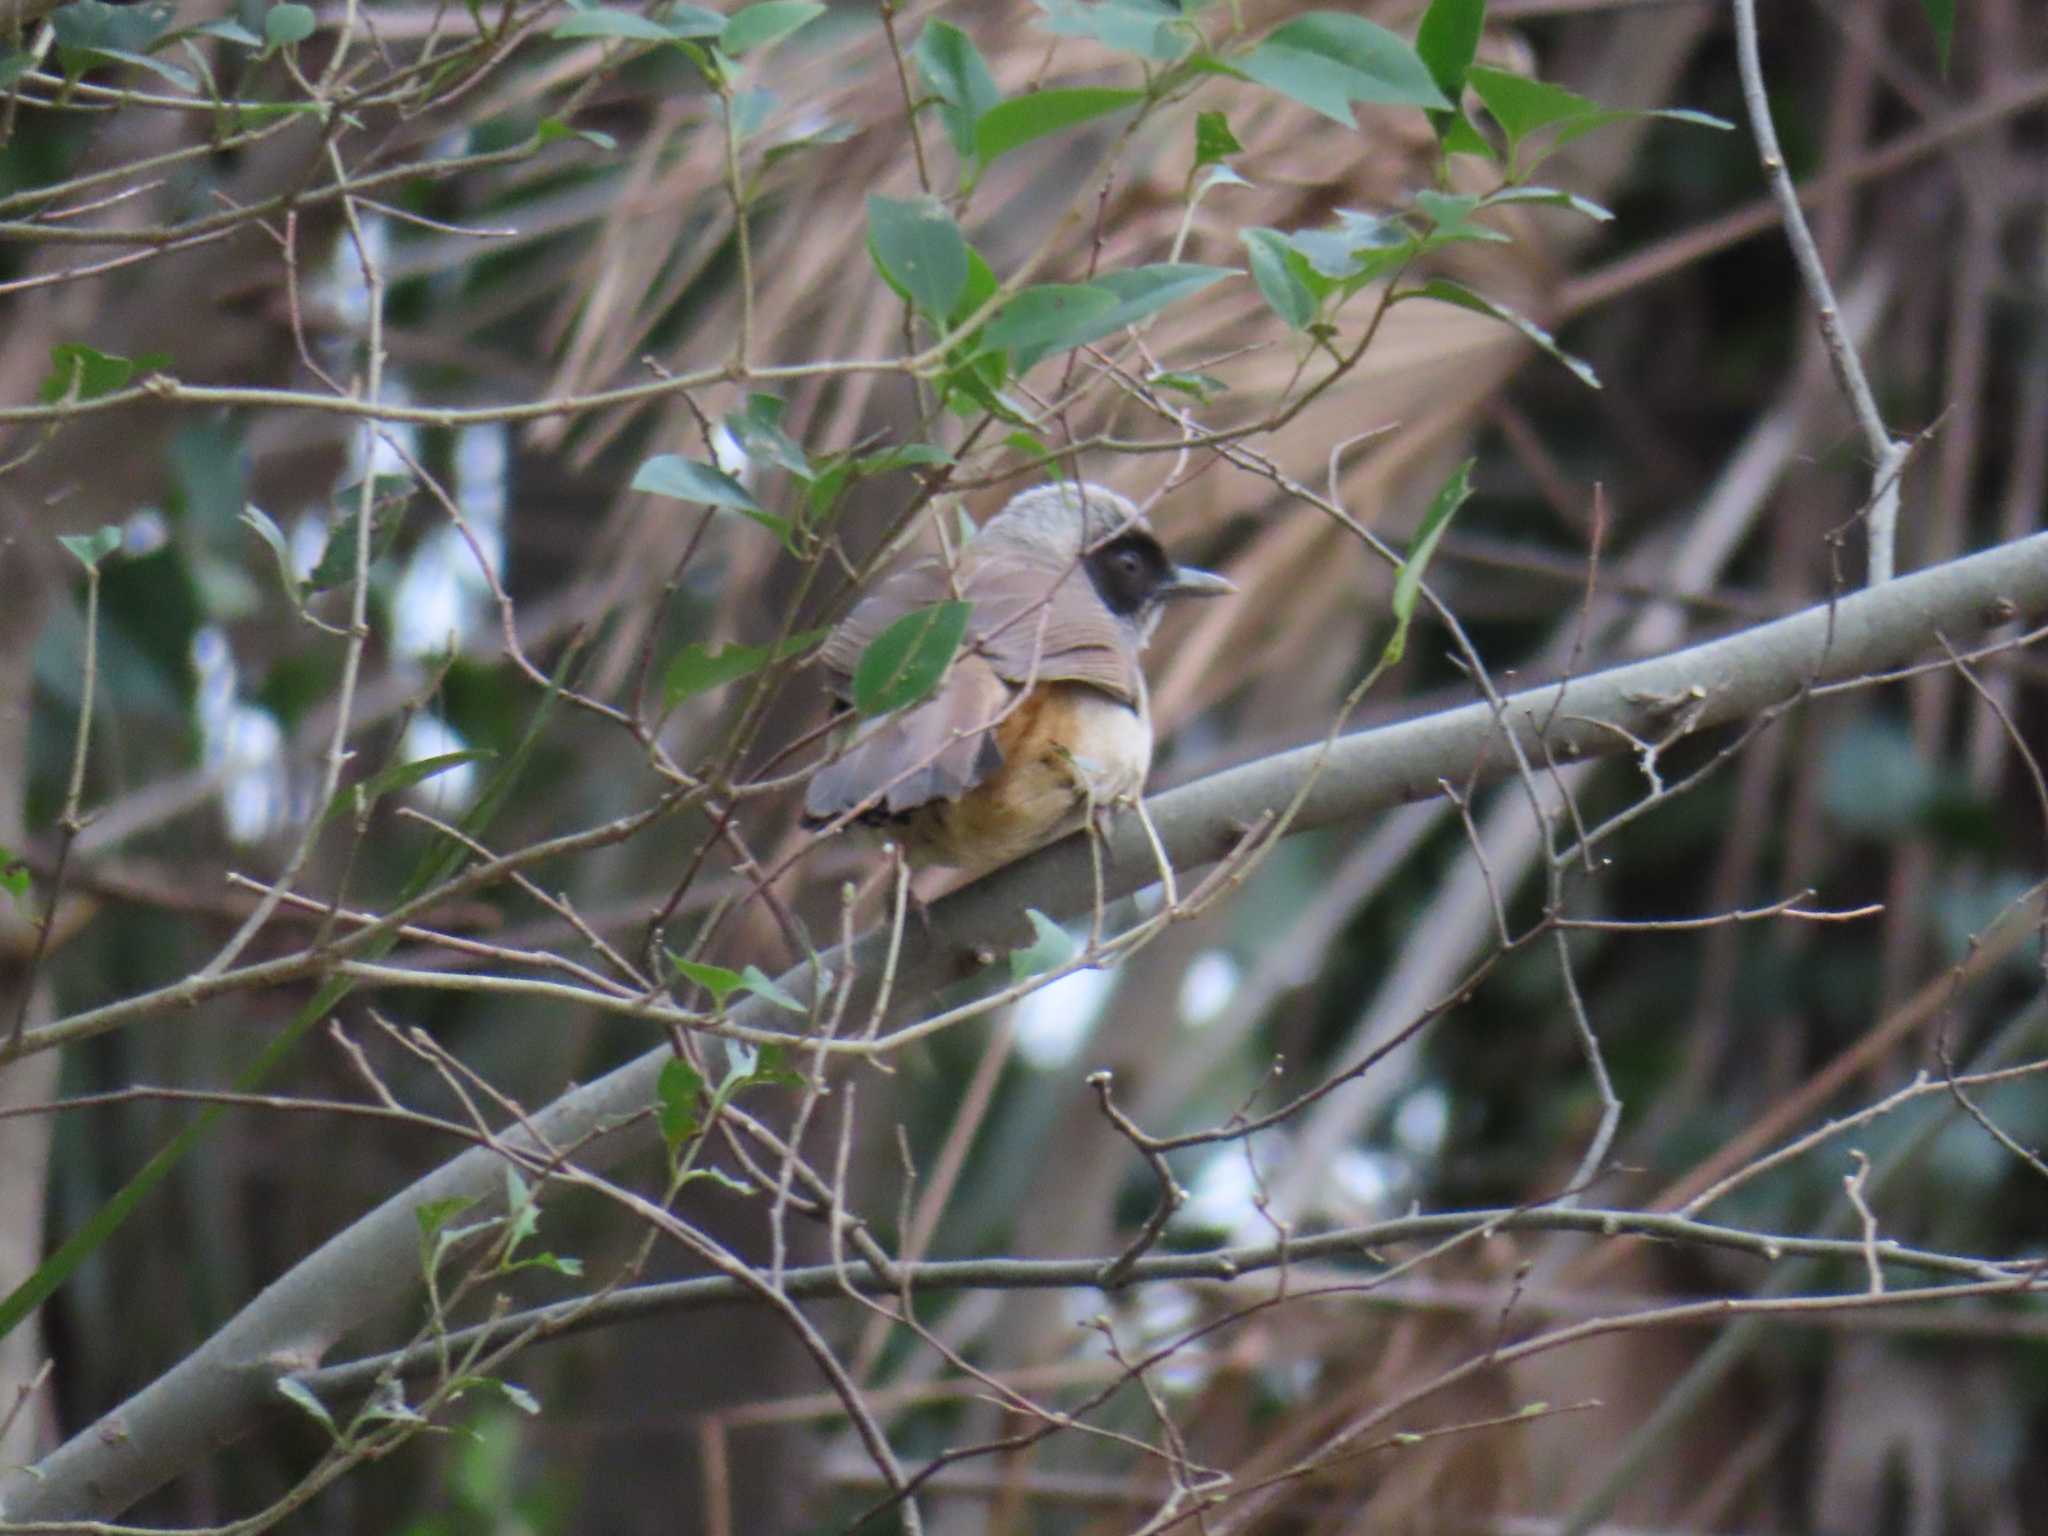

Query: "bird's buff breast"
(908, 683), (1151, 872)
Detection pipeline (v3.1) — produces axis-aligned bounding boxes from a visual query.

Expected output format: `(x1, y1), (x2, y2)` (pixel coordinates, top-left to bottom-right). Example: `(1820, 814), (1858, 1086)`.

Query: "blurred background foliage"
(3, 0), (2048, 1531)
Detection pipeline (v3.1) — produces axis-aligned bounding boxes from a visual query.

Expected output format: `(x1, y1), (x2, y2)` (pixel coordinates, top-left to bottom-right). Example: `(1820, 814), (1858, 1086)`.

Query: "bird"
(803, 482), (1233, 875)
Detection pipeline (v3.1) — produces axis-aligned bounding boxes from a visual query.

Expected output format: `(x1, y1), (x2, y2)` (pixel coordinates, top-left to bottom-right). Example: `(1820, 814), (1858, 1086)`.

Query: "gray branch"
(6, 528), (2047, 1522)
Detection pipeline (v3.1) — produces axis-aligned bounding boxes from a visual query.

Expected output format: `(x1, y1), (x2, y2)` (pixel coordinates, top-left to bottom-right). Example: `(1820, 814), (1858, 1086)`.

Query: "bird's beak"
(1165, 564), (1235, 598)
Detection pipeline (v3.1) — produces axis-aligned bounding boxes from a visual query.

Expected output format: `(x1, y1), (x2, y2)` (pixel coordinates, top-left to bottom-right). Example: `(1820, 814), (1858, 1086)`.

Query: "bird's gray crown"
(972, 482), (1146, 563)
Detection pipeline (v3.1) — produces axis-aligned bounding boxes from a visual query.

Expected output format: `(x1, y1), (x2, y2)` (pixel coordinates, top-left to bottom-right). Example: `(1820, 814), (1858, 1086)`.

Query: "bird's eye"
(1117, 550), (1143, 575)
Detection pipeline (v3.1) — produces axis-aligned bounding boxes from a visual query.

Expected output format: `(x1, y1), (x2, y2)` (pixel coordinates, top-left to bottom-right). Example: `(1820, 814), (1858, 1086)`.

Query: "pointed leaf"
(1239, 13), (1449, 126)
(1010, 908), (1077, 981)
(1482, 184), (1613, 221)
(1194, 109), (1241, 167)
(633, 455), (793, 548)
(632, 455), (761, 512)
(415, 1196), (477, 1244)
(723, 393), (811, 479)
(1465, 64), (1594, 151)
(38, 343), (165, 404)
(973, 86), (1144, 165)
(720, 1), (824, 56)
(738, 964), (808, 1014)
(867, 194), (970, 321)
(852, 599), (973, 716)
(240, 504), (301, 604)
(1405, 276), (1599, 388)
(671, 956), (745, 1007)
(1080, 263), (1238, 336)
(1241, 227), (1315, 330)
(306, 478), (413, 593)
(1393, 459), (1469, 631)
(913, 20), (1000, 158)
(984, 284), (1121, 371)
(657, 1057), (705, 1149)
(276, 1378), (340, 1439)
(662, 627), (823, 706)
(58, 526), (122, 570)
(1414, 0), (1483, 106)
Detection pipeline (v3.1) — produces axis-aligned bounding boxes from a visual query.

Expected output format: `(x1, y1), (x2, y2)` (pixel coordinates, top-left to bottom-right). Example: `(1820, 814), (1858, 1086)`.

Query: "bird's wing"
(802, 651), (1009, 822)
(805, 551), (1140, 823)
(957, 557), (1140, 705)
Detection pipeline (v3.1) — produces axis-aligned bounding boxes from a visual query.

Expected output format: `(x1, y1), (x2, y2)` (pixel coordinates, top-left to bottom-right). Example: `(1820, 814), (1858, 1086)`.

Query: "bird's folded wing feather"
(806, 551), (1138, 822)
(802, 652), (1009, 821)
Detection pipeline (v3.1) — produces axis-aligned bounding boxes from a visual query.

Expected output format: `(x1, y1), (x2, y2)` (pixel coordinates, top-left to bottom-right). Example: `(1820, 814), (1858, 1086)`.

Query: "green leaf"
(972, 87), (1145, 165)
(263, 3), (314, 46)
(415, 1196), (477, 1244)
(1405, 276), (1599, 388)
(1241, 227), (1316, 330)
(0, 52), (29, 89)
(191, 17), (262, 46)
(0, 846), (29, 918)
(305, 478), (413, 593)
(738, 964), (807, 1014)
(1287, 209), (1411, 281)
(723, 393), (811, 479)
(866, 193), (971, 322)
(1148, 369), (1228, 403)
(1084, 262), (1237, 335)
(239, 505), (300, 604)
(1481, 184), (1613, 222)
(1009, 908), (1077, 981)
(537, 116), (618, 150)
(1413, 189), (1511, 248)
(550, 7), (723, 40)
(276, 1378), (340, 1440)
(1918, 0), (1955, 75)
(487, 1380), (541, 1415)
(1465, 65), (1593, 152)
(633, 454), (795, 549)
(1466, 64), (1729, 173)
(663, 627), (823, 706)
(632, 454), (758, 512)
(58, 526), (122, 570)
(669, 957), (807, 1015)
(984, 284), (1120, 371)
(1438, 110), (1495, 160)
(1033, 0), (1189, 61)
(853, 599), (973, 717)
(324, 749), (496, 826)
(720, 0), (823, 56)
(37, 343), (165, 405)
(761, 116), (853, 165)
(361, 750), (494, 803)
(87, 45), (194, 88)
(657, 1057), (705, 1150)
(914, 20), (1002, 160)
(671, 956), (745, 1008)
(1194, 109), (1241, 167)
(1238, 13), (1449, 125)
(988, 263), (1235, 368)
(1413, 0), (1483, 107)
(1383, 457), (1471, 665)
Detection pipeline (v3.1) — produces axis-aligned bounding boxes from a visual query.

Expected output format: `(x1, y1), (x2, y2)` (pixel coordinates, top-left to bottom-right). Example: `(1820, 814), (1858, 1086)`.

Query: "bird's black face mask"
(1084, 532), (1178, 618)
